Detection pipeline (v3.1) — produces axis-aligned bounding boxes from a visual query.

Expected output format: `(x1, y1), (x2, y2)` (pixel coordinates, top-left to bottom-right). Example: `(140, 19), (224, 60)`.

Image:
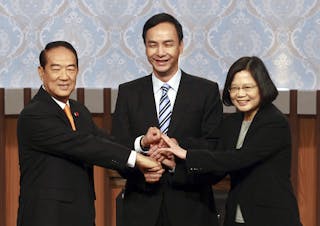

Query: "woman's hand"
(151, 134), (187, 160)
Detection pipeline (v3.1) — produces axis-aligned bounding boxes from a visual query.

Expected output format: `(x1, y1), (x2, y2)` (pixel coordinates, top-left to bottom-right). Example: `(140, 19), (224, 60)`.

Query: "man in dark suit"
(17, 41), (161, 226)
(112, 13), (223, 226)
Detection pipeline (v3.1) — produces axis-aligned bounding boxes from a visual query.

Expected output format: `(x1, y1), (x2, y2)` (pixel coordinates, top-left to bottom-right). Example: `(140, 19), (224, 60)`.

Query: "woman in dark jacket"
(157, 56), (302, 226)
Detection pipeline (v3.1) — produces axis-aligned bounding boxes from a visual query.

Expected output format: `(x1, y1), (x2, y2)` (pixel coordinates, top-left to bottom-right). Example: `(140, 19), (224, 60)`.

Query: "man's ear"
(179, 40), (184, 55)
(38, 66), (44, 82)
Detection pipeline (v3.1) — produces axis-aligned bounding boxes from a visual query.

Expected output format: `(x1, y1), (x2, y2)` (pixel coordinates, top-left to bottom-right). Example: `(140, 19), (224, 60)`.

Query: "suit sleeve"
(111, 85), (148, 190)
(185, 114), (291, 174)
(171, 82), (224, 186)
(18, 107), (131, 171)
(111, 84), (136, 149)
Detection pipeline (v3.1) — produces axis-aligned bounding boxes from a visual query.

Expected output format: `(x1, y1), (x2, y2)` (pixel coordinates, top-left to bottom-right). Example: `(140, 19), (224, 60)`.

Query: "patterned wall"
(0, 0), (319, 89)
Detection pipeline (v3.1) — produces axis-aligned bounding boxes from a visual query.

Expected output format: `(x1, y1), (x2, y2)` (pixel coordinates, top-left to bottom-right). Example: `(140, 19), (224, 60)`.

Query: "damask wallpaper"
(0, 0), (319, 89)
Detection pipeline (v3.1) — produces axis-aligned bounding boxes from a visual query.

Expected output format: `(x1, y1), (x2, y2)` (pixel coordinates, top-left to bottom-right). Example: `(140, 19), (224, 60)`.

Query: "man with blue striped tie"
(112, 13), (223, 226)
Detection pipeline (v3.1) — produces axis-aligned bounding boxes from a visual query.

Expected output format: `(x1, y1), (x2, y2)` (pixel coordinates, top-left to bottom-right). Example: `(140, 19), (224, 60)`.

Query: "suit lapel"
(242, 104), (272, 142)
(168, 72), (191, 135)
(140, 76), (159, 127)
(34, 87), (77, 129)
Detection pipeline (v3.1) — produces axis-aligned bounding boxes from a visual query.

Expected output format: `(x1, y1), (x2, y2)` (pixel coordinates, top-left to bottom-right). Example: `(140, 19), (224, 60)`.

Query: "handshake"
(135, 127), (187, 183)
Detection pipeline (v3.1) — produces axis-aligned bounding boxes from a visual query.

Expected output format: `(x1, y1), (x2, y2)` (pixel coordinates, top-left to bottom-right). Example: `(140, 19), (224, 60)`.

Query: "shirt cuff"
(127, 150), (137, 168)
(134, 135), (149, 154)
(134, 136), (144, 152)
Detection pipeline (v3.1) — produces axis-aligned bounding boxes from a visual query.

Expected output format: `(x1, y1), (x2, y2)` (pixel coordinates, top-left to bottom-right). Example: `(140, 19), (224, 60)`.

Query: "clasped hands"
(137, 127), (187, 183)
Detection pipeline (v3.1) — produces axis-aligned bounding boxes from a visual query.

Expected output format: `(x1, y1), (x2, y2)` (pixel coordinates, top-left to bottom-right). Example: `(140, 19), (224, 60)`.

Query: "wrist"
(140, 136), (149, 152)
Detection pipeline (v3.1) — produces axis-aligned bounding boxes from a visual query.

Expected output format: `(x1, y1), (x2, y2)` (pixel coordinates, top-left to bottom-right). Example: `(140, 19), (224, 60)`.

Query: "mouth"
(59, 84), (70, 90)
(154, 59), (169, 66)
(237, 100), (249, 106)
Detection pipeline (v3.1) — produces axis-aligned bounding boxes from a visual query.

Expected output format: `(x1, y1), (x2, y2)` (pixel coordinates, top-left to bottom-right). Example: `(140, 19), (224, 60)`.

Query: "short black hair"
(142, 13), (183, 44)
(39, 41), (78, 68)
(222, 56), (278, 106)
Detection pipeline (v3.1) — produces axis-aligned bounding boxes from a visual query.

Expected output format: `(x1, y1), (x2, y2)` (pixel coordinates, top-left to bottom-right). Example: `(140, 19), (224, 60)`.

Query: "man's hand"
(148, 137), (178, 170)
(141, 127), (161, 149)
(136, 152), (164, 183)
(143, 167), (165, 183)
(136, 152), (160, 169)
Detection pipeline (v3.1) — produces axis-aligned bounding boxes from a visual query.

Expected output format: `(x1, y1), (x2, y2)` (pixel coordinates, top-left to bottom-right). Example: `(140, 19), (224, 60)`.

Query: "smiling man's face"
(38, 46), (78, 103)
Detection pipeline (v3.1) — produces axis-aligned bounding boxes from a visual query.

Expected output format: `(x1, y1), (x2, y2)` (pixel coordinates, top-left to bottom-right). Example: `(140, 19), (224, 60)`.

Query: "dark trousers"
(155, 201), (171, 226)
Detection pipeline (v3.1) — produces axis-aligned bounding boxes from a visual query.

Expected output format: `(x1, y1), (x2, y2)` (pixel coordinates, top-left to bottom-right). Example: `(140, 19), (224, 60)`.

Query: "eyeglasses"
(228, 85), (257, 94)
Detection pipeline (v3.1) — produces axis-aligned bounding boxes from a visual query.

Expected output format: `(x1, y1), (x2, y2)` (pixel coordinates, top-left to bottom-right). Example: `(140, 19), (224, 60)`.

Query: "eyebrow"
(50, 64), (77, 67)
(147, 39), (175, 43)
(231, 83), (256, 86)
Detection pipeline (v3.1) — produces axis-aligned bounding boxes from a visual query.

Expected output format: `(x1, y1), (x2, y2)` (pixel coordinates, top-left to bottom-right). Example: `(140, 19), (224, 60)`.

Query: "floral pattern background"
(0, 0), (319, 89)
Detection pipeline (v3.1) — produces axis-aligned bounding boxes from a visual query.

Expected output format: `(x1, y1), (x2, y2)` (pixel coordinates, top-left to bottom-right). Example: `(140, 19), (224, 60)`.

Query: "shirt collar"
(42, 85), (70, 110)
(152, 69), (182, 93)
(52, 96), (70, 110)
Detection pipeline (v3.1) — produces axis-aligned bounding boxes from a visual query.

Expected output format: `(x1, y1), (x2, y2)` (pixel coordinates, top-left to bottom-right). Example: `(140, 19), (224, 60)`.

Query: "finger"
(147, 165), (163, 172)
(171, 138), (178, 145)
(145, 175), (160, 183)
(160, 134), (175, 147)
(144, 171), (163, 183)
(157, 147), (171, 154)
(158, 139), (166, 148)
(145, 177), (161, 183)
(167, 153), (174, 160)
(161, 159), (176, 169)
(149, 151), (159, 159)
(153, 153), (164, 162)
(150, 168), (165, 174)
(157, 155), (165, 162)
(148, 145), (158, 156)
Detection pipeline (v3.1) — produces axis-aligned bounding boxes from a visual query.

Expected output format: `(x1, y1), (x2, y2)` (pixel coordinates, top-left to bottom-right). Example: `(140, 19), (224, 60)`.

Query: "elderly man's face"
(38, 46), (78, 103)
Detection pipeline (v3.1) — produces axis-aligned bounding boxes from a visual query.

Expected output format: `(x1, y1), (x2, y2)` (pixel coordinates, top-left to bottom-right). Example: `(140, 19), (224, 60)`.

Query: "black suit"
(184, 104), (302, 226)
(17, 87), (131, 226)
(112, 71), (223, 226)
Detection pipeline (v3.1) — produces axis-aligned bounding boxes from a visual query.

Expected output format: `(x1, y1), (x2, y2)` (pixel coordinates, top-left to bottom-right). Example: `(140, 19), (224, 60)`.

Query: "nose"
(59, 68), (69, 79)
(237, 88), (246, 96)
(156, 45), (165, 56)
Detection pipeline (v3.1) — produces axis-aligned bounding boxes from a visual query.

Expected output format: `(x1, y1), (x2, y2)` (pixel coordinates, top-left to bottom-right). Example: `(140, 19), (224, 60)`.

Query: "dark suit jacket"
(185, 103), (302, 226)
(17, 87), (131, 226)
(112, 71), (223, 226)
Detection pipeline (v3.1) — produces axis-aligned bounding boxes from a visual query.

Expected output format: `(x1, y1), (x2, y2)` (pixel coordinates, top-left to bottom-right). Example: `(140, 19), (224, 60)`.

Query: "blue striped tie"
(159, 84), (171, 134)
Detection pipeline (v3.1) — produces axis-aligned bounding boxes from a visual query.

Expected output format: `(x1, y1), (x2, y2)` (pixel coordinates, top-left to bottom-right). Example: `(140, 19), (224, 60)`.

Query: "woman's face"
(229, 70), (261, 121)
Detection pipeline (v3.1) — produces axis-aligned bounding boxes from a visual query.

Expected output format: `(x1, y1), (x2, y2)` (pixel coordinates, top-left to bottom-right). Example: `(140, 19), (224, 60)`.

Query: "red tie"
(64, 104), (76, 131)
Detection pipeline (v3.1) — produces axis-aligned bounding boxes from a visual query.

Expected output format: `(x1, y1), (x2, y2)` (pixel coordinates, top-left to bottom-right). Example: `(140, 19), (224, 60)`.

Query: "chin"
(236, 106), (250, 112)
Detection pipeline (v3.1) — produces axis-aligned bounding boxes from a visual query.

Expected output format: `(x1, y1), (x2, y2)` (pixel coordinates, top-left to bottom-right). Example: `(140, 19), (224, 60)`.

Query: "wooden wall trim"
(103, 88), (112, 133)
(0, 88), (5, 226)
(77, 88), (85, 105)
(23, 88), (31, 106)
(289, 90), (299, 193)
(103, 88), (112, 226)
(317, 90), (320, 226)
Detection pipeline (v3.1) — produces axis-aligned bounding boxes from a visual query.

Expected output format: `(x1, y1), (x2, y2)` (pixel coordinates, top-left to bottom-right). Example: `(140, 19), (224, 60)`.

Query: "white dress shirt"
(134, 69), (182, 152)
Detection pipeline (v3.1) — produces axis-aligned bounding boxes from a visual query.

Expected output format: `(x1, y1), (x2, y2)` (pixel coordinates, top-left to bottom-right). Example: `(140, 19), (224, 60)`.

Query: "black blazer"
(17, 87), (131, 226)
(112, 71), (223, 226)
(185, 104), (302, 226)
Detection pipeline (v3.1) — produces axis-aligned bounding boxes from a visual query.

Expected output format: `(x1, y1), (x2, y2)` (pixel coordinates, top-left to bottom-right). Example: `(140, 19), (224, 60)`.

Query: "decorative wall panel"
(0, 0), (319, 89)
